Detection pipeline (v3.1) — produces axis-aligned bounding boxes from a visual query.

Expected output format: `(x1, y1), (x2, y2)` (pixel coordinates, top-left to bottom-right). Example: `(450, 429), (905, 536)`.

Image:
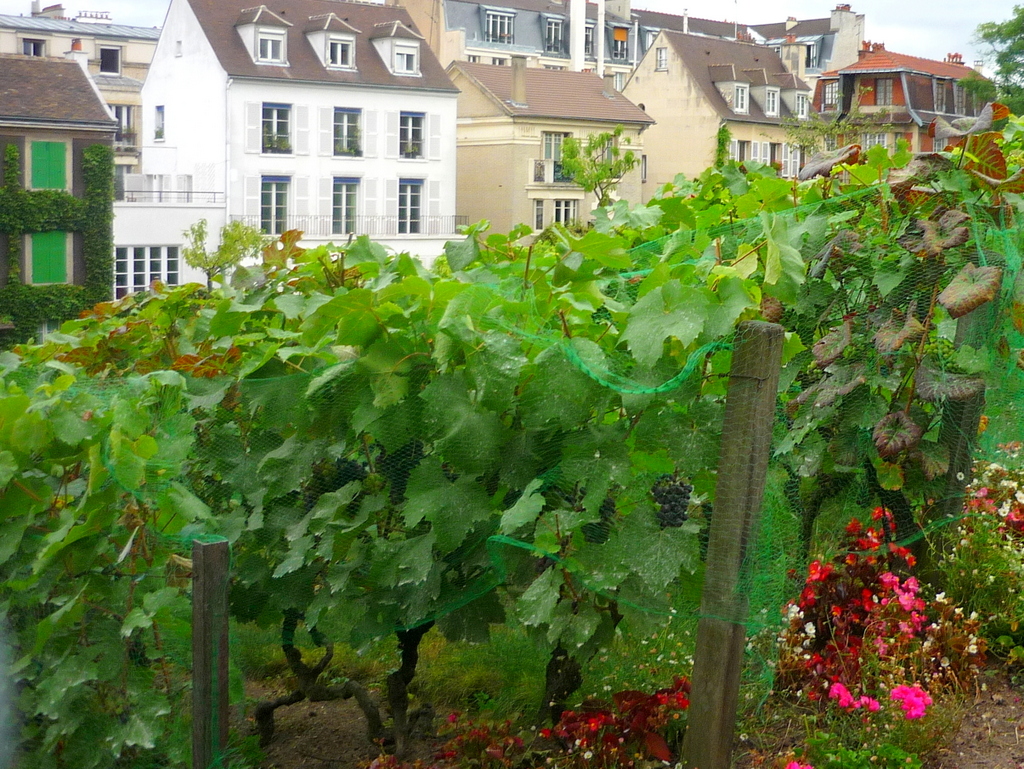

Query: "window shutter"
(750, 142), (760, 162)
(295, 176), (310, 216)
(762, 142), (769, 162)
(364, 178), (378, 217)
(319, 107), (333, 156)
(385, 179), (398, 218)
(31, 141), (65, 189)
(244, 176), (260, 216)
(385, 112), (399, 159)
(294, 105), (310, 155)
(319, 176), (333, 217)
(245, 103), (261, 154)
(31, 231), (67, 283)
(781, 144), (791, 177)
(363, 111), (378, 158)
(428, 114), (442, 160)
(428, 180), (441, 217)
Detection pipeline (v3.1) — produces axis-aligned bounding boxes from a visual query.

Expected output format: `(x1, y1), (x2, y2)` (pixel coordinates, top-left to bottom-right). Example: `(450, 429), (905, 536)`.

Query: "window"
(112, 105), (135, 149)
(467, 54), (480, 63)
(491, 57), (507, 66)
(934, 80), (947, 112)
(261, 177), (289, 234)
(543, 131), (571, 181)
(155, 105), (165, 140)
(328, 38), (354, 67)
(395, 45), (419, 74)
(734, 84), (748, 113)
(875, 77), (893, 106)
(534, 199), (544, 230)
(954, 85), (966, 115)
(584, 26), (594, 57)
(797, 94), (809, 119)
(258, 33), (285, 63)
(23, 39), (44, 56)
(729, 140), (749, 161)
(823, 80), (839, 109)
(655, 47), (667, 70)
(611, 37), (628, 60)
(31, 141), (66, 189)
(824, 134), (838, 151)
(30, 231), (67, 284)
(262, 103), (291, 154)
(99, 47), (120, 74)
(805, 43), (817, 68)
(333, 109), (361, 156)
(764, 88), (779, 116)
(398, 179), (422, 234)
(332, 178), (358, 235)
(861, 132), (887, 149)
(400, 112), (424, 158)
(114, 246), (179, 298)
(485, 11), (514, 44)
(553, 199), (577, 224)
(641, 154), (647, 182)
(545, 19), (563, 53)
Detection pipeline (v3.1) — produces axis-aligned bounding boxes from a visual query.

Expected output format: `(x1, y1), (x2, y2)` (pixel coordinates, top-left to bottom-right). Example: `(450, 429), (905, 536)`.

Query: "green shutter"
(32, 231), (67, 283)
(31, 141), (66, 189)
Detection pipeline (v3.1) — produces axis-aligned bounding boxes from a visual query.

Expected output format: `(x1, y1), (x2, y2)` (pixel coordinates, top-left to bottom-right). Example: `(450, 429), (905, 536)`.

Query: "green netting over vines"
(4, 146), (1024, 768)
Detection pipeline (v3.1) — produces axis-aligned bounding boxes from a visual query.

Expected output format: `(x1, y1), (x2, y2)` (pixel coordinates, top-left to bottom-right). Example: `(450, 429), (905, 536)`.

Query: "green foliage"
(182, 218), (268, 288)
(714, 123), (731, 167)
(806, 732), (922, 769)
(560, 125), (640, 207)
(977, 10), (1024, 115)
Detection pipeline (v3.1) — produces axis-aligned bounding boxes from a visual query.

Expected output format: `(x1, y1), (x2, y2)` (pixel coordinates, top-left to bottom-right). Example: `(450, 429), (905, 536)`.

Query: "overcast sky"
(0, 0), (1010, 66)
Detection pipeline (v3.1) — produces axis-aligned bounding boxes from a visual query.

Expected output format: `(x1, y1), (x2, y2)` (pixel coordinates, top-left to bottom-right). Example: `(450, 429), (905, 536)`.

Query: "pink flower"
(786, 762), (814, 769)
(891, 684), (933, 719)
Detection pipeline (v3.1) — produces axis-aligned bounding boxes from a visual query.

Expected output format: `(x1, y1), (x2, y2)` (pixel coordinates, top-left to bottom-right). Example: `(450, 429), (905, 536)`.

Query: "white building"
(115, 0), (462, 286)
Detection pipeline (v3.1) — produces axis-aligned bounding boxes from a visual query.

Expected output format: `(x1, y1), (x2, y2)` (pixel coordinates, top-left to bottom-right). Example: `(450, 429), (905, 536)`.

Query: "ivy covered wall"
(0, 141), (114, 346)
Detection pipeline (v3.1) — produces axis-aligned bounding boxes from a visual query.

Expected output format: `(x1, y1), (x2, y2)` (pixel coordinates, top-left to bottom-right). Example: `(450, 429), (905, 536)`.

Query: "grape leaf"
(610, 510), (698, 589)
(887, 153), (954, 189)
(798, 144), (862, 181)
(622, 280), (709, 367)
(444, 235), (480, 272)
(403, 458), (494, 551)
(873, 306), (925, 353)
(872, 411), (923, 459)
(516, 566), (562, 627)
(929, 102), (1009, 141)
(813, 320), (852, 367)
(915, 441), (950, 481)
(1011, 269), (1024, 334)
(916, 363), (984, 403)
(500, 478), (545, 534)
(937, 263), (1003, 318)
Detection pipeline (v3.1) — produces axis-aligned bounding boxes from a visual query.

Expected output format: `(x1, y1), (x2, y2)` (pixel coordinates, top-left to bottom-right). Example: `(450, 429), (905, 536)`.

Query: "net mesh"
(3, 179), (1024, 767)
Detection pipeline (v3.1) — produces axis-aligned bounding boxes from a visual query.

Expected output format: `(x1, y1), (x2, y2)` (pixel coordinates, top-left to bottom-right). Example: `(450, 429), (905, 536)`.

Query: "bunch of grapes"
(922, 337), (959, 371)
(652, 474), (692, 529)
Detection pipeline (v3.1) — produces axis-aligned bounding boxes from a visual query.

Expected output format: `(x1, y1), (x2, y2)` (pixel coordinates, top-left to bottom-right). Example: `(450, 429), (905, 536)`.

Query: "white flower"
(804, 622), (816, 637)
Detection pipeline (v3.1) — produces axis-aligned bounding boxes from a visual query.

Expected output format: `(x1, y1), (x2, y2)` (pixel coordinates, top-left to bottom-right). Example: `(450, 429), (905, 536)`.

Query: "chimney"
(871, 41), (885, 52)
(603, 71), (617, 94)
(834, 3), (851, 10)
(510, 55), (528, 106)
(974, 60), (985, 74)
(785, 16), (798, 30)
(569, 0), (585, 71)
(682, 8), (688, 34)
(30, 0), (41, 16)
(596, 0), (606, 77)
(38, 4), (66, 19)
(71, 37), (83, 51)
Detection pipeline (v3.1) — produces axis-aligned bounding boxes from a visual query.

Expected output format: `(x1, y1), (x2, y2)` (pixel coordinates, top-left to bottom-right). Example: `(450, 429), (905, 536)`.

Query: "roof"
(449, 61), (654, 124)
(449, 0), (629, 23)
(633, 8), (749, 39)
(186, 0), (458, 92)
(236, 6), (292, 27)
(0, 55), (116, 128)
(749, 18), (832, 39)
(835, 48), (978, 79)
(661, 30), (809, 124)
(0, 13), (161, 40)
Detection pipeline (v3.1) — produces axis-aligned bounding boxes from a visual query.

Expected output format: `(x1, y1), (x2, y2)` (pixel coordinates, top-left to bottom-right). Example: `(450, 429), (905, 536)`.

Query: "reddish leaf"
(962, 132), (1008, 180)
(263, 229), (306, 266)
(1011, 270), (1024, 334)
(930, 102), (1004, 141)
(644, 732), (672, 762)
(898, 211), (970, 257)
(937, 263), (1003, 318)
(809, 230), (861, 279)
(873, 306), (925, 353)
(760, 295), (784, 323)
(798, 144), (862, 181)
(887, 153), (954, 188)
(873, 411), (923, 459)
(970, 166), (1024, 194)
(915, 441), (950, 481)
(789, 365), (866, 412)
(916, 363), (984, 402)
(813, 320), (852, 367)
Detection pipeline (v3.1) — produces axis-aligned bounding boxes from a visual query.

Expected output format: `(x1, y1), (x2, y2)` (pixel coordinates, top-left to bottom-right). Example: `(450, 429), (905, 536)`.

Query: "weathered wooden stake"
(192, 539), (230, 769)
(680, 321), (784, 769)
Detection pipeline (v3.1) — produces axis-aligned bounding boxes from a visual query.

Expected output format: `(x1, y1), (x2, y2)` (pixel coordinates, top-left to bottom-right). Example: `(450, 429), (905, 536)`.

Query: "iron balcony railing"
(116, 190), (225, 203)
(533, 158), (575, 184)
(231, 214), (468, 238)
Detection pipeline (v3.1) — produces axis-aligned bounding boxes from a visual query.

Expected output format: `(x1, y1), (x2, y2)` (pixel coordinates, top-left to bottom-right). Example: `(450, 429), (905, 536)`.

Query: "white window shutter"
(729, 139), (738, 161)
(428, 114), (442, 160)
(751, 142), (760, 162)
(364, 178), (378, 217)
(385, 112), (399, 159)
(782, 144), (791, 177)
(319, 107), (333, 156)
(363, 111), (378, 158)
(295, 176), (310, 216)
(244, 176), (260, 216)
(385, 178), (398, 218)
(319, 177), (333, 217)
(428, 180), (441, 216)
(295, 105), (310, 155)
(245, 103), (261, 154)
(762, 142), (769, 162)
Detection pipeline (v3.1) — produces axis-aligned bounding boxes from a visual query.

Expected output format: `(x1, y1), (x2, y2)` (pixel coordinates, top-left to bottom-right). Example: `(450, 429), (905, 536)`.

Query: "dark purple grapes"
(652, 474), (692, 528)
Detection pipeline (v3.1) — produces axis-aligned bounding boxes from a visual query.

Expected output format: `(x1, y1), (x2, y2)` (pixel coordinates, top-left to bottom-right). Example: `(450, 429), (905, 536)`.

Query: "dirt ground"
(243, 666), (1024, 769)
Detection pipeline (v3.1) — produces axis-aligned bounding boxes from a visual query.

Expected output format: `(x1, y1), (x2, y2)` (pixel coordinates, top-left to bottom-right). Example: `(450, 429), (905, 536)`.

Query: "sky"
(0, 0), (1011, 66)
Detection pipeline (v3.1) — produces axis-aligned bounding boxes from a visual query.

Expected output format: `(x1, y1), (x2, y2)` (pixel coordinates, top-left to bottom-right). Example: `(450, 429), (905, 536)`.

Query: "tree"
(976, 9), (1024, 115)
(182, 218), (268, 288)
(560, 125), (639, 207)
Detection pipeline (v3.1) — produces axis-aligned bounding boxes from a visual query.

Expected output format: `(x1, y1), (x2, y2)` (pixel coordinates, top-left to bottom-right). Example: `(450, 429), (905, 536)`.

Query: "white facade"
(124, 0), (461, 272)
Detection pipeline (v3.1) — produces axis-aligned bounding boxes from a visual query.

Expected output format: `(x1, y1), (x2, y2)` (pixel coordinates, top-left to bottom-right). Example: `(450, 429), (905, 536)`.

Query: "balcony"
(532, 159), (574, 184)
(114, 130), (138, 151)
(116, 190), (224, 204)
(230, 214), (468, 238)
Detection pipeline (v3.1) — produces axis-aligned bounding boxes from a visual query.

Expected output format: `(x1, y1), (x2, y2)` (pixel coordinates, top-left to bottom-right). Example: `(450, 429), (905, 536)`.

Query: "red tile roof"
(0, 55), (116, 128)
(836, 48), (977, 80)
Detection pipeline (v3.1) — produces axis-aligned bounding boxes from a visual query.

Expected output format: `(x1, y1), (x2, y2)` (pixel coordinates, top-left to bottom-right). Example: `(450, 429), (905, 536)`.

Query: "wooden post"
(680, 321), (784, 769)
(192, 540), (230, 769)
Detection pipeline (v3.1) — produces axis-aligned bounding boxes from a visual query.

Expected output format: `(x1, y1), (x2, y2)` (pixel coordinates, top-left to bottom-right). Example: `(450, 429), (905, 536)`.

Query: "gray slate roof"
(0, 13), (161, 39)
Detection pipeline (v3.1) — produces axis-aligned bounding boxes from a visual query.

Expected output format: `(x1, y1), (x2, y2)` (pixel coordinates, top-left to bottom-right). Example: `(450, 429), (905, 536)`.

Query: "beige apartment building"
(624, 30), (812, 195)
(448, 56), (653, 233)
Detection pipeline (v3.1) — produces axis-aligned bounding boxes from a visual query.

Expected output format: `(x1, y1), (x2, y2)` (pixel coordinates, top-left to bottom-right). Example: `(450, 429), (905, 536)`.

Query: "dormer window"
(485, 11), (515, 44)
(584, 25), (594, 57)
(328, 36), (354, 67)
(734, 84), (749, 114)
(258, 31), (286, 63)
(823, 80), (838, 110)
(395, 44), (419, 74)
(764, 87), (780, 117)
(797, 93), (809, 119)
